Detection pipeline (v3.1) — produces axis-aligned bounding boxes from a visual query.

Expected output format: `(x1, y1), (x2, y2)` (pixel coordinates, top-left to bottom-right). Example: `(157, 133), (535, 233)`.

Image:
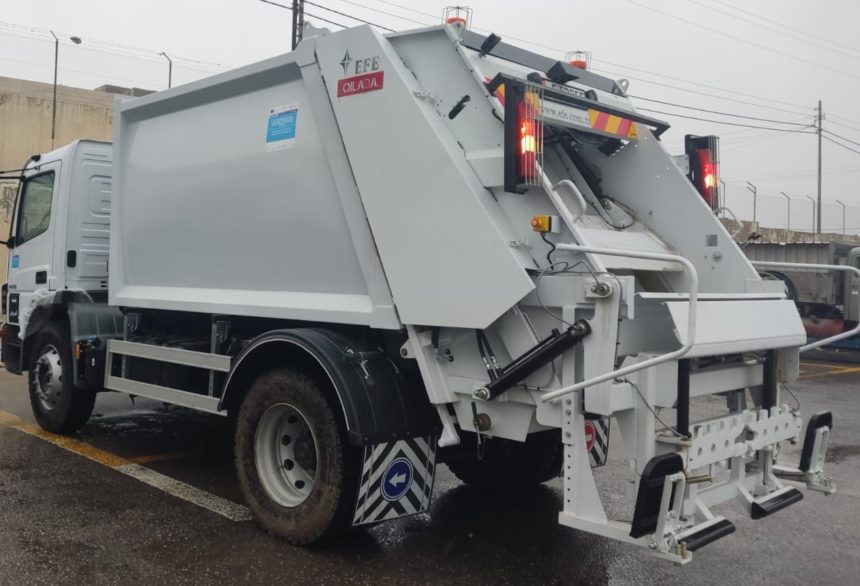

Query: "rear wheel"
(447, 429), (563, 490)
(234, 368), (359, 544)
(28, 321), (96, 434)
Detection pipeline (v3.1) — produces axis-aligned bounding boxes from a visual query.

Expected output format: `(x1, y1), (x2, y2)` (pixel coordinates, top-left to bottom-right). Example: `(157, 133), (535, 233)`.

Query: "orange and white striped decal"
(588, 109), (638, 139)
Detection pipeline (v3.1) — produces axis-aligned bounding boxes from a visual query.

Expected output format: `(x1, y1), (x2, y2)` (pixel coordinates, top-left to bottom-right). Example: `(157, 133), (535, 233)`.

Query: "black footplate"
(681, 519), (736, 552)
(751, 487), (804, 520)
(630, 453), (683, 538)
(799, 411), (832, 472)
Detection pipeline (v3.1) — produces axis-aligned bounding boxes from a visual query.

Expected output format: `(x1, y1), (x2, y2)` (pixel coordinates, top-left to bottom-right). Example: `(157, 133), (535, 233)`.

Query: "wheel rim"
(33, 345), (63, 412)
(255, 403), (318, 508)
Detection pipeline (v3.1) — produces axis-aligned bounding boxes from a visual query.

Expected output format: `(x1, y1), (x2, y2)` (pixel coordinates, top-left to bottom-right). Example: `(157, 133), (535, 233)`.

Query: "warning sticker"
(265, 103), (298, 151)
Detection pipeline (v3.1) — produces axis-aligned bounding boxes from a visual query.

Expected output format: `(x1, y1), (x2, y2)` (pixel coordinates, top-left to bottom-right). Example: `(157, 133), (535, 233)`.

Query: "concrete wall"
(721, 218), (860, 244)
(0, 76), (116, 282)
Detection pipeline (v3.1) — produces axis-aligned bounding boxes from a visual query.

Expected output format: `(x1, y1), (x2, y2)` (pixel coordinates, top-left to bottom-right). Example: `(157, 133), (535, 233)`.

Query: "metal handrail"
(750, 260), (860, 351)
(714, 206), (743, 239)
(540, 244), (699, 402)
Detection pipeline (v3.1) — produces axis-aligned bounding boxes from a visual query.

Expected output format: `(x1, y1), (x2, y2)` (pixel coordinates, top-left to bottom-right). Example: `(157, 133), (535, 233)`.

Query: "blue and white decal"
(381, 457), (414, 502)
(265, 103), (298, 151)
(10, 255), (19, 269)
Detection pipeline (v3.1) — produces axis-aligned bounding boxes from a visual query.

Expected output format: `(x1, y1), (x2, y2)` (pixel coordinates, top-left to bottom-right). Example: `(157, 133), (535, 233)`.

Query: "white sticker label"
(539, 101), (591, 130)
(265, 103), (298, 151)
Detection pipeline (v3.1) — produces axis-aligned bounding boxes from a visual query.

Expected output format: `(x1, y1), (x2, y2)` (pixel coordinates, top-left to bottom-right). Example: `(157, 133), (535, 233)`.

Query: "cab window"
(17, 172), (55, 244)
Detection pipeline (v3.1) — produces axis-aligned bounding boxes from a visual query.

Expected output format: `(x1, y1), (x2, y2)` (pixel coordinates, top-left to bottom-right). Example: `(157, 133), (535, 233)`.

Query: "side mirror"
(1, 240), (13, 249)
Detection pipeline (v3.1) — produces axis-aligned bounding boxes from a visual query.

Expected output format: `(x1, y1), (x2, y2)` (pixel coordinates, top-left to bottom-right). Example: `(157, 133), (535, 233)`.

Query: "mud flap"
(352, 435), (437, 526)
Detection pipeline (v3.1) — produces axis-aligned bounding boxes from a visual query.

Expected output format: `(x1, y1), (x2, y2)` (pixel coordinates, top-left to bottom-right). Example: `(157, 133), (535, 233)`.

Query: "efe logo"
(338, 50), (384, 97)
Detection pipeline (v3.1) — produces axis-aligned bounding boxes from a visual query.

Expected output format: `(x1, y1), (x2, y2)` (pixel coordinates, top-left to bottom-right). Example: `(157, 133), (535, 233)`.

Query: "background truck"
(744, 241), (860, 343)
(0, 21), (838, 562)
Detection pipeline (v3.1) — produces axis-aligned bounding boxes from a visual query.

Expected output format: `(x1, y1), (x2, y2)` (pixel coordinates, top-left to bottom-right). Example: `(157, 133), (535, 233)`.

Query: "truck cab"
(2, 140), (112, 373)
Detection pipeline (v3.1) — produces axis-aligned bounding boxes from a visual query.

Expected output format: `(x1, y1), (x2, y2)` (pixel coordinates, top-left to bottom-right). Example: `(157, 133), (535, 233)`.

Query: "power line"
(629, 95), (810, 126)
(356, 0), (813, 117)
(0, 21), (225, 70)
(304, 1), (395, 31)
(708, 0), (860, 56)
(258, 0), (351, 29)
(367, 0), (436, 19)
(829, 113), (860, 129)
(685, 0), (860, 60)
(718, 122), (813, 144)
(830, 119), (860, 134)
(823, 135), (860, 156)
(720, 132), (795, 153)
(336, 0), (431, 26)
(369, 0), (808, 115)
(593, 59), (809, 113)
(823, 130), (860, 148)
(621, 0), (860, 82)
(0, 54), (153, 87)
(593, 67), (811, 116)
(637, 107), (816, 132)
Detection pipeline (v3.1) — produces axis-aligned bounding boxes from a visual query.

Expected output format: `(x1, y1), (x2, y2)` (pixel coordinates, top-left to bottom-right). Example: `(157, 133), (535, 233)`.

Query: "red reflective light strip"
(696, 149), (718, 208)
(518, 100), (537, 181)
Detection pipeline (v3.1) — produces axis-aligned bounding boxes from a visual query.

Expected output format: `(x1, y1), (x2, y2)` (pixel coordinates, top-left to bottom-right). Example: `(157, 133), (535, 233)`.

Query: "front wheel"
(234, 368), (359, 544)
(28, 321), (96, 434)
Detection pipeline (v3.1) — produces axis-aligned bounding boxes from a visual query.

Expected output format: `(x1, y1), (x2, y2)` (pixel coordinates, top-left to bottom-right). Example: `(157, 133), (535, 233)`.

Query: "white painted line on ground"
(116, 463), (253, 522)
(0, 409), (253, 523)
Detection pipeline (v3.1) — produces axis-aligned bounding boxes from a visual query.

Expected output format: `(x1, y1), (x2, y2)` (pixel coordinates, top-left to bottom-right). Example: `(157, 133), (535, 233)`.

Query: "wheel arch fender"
(21, 292), (122, 388)
(219, 328), (438, 446)
(20, 290), (94, 370)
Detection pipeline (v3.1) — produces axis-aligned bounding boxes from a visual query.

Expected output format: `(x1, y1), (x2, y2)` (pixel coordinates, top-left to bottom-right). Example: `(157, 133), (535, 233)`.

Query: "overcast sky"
(3, 0), (860, 234)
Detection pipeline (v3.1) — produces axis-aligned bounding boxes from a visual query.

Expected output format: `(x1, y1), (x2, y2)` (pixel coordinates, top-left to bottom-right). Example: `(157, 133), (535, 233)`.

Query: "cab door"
(6, 162), (61, 324)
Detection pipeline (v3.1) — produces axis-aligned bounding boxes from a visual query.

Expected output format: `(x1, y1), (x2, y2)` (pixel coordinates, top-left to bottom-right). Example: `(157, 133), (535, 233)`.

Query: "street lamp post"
(805, 195), (816, 241)
(50, 31), (82, 149)
(836, 199), (847, 235)
(718, 179), (726, 216)
(780, 191), (791, 241)
(746, 181), (757, 226)
(160, 52), (173, 89)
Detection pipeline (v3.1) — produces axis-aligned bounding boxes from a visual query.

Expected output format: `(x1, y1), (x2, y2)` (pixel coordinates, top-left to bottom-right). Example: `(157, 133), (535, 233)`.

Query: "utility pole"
(817, 100), (823, 238)
(746, 181), (757, 227)
(160, 52), (173, 89)
(291, 0), (305, 50)
(806, 195), (816, 239)
(50, 32), (82, 149)
(780, 191), (791, 241)
(837, 199), (846, 235)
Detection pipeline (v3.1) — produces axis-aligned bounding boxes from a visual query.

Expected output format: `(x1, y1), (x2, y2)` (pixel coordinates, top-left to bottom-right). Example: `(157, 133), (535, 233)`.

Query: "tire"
(447, 429), (562, 490)
(28, 321), (96, 434)
(234, 368), (359, 545)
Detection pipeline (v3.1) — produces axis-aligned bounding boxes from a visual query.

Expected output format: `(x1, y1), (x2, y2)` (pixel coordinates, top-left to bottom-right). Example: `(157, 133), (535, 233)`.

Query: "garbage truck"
(0, 21), (841, 562)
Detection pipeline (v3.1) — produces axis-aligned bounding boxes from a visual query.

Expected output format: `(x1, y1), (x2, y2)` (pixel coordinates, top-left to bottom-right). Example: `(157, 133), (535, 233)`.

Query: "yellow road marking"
(0, 409), (251, 522)
(799, 362), (851, 370)
(0, 411), (128, 467)
(128, 450), (202, 464)
(798, 365), (860, 380)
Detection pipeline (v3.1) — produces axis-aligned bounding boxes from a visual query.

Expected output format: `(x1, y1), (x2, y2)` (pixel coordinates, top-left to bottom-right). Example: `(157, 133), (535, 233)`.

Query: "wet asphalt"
(1, 356), (860, 586)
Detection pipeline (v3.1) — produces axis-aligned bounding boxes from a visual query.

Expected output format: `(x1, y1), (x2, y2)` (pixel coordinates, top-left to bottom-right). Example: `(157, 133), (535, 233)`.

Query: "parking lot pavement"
(2, 361), (860, 585)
